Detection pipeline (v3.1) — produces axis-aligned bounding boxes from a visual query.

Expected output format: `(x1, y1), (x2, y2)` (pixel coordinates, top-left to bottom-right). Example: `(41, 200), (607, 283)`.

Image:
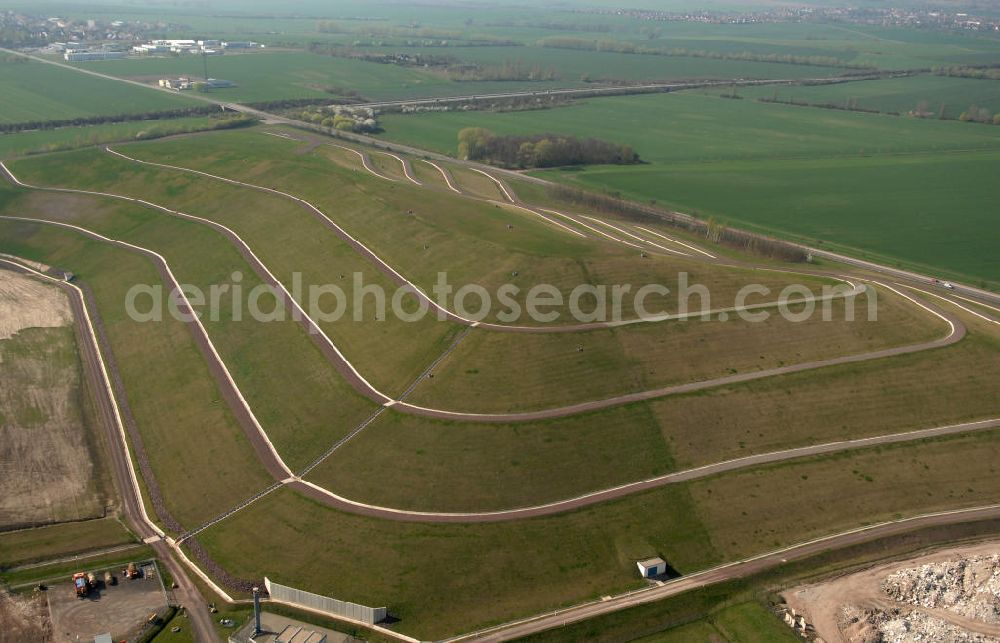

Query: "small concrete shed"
(636, 557), (667, 578)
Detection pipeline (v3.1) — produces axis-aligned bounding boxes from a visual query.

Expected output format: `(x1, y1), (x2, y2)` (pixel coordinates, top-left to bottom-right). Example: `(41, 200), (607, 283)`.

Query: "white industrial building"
(132, 43), (171, 54)
(64, 50), (126, 61)
(636, 557), (667, 578)
(222, 41), (263, 49)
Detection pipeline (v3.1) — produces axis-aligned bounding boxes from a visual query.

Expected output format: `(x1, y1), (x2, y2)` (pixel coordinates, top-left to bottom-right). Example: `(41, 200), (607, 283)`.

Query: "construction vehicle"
(73, 572), (89, 598)
(104, 571), (115, 586)
(86, 572), (97, 587)
(124, 562), (139, 579)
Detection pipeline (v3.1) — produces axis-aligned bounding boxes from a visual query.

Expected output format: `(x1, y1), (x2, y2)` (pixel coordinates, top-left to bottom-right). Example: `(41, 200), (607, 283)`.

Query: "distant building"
(222, 41), (262, 49)
(64, 51), (126, 61)
(636, 557), (667, 578)
(202, 78), (236, 89)
(133, 43), (171, 54)
(159, 77), (192, 90)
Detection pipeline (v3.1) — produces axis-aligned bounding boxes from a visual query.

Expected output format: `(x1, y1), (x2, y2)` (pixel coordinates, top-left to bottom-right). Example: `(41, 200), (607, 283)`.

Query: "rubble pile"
(882, 554), (1000, 624)
(839, 605), (1000, 643)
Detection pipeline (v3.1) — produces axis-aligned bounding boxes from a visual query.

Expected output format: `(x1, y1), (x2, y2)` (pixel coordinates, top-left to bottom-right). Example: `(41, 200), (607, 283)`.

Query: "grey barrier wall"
(264, 577), (387, 624)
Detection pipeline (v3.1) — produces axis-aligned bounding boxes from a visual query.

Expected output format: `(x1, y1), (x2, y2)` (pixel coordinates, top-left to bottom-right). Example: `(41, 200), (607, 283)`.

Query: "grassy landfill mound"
(1, 125), (998, 638)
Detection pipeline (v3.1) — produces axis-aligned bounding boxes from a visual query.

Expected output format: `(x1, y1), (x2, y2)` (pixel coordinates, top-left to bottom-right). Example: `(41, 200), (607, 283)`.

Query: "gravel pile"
(881, 609), (998, 642)
(882, 554), (1000, 624)
(840, 605), (1000, 643)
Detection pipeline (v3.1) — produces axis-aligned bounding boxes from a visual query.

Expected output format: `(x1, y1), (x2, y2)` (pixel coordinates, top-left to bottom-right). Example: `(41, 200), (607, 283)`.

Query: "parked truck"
(124, 562), (139, 579)
(72, 572), (89, 598)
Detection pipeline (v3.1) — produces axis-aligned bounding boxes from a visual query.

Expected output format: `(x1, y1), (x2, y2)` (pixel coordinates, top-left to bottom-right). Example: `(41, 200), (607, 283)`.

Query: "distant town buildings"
(133, 39), (262, 55)
(57, 36), (260, 63)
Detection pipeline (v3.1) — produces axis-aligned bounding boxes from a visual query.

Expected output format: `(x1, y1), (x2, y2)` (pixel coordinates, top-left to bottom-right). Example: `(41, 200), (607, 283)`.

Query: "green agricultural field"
(0, 117), (241, 159)
(736, 75), (1000, 120)
(377, 92), (1000, 284)
(361, 43), (846, 82)
(378, 91), (1000, 163)
(556, 150), (1000, 287)
(72, 51), (578, 104)
(698, 602), (799, 642)
(0, 518), (136, 569)
(0, 57), (198, 123)
(628, 601), (798, 642)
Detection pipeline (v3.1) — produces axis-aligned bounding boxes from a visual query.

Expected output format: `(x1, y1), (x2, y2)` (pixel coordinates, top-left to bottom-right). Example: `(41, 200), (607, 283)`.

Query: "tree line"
(0, 105), (225, 134)
(536, 37), (876, 70)
(932, 65), (1000, 81)
(457, 128), (639, 169)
